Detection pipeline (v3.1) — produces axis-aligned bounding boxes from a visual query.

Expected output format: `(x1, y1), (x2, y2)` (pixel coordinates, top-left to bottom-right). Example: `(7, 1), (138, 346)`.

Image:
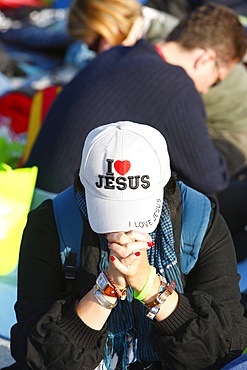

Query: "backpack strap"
(53, 182), (211, 280)
(53, 186), (84, 282)
(178, 181), (212, 275)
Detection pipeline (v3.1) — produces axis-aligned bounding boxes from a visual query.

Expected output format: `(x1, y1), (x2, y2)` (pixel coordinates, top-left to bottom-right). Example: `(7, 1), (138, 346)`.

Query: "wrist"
(155, 290), (179, 321)
(96, 271), (127, 300)
(104, 270), (128, 300)
(93, 287), (118, 309)
(142, 274), (160, 304)
(134, 266), (156, 301)
(144, 279), (177, 320)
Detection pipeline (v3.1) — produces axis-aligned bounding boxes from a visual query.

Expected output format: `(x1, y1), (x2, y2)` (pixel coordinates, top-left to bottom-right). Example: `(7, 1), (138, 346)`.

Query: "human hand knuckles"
(108, 242), (132, 258)
(125, 230), (152, 243)
(109, 240), (149, 258)
(106, 230), (151, 245)
(106, 232), (133, 245)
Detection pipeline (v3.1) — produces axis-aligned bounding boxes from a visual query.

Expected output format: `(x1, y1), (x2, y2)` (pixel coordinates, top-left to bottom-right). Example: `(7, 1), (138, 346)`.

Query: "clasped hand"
(106, 231), (154, 293)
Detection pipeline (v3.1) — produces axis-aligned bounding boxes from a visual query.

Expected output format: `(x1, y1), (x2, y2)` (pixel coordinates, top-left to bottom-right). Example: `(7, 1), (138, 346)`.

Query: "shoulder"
(132, 42), (197, 96)
(27, 199), (55, 228)
(22, 200), (59, 256)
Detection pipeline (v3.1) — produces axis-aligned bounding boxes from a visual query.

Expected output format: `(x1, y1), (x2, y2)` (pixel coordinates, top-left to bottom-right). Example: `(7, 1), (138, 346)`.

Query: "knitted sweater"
(26, 39), (229, 194)
(8, 186), (247, 370)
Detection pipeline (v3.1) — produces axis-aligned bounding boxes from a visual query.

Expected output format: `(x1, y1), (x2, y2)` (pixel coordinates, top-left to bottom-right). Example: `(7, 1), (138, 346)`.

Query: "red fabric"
(0, 92), (32, 134)
(0, 0), (43, 7)
(41, 86), (60, 122)
(154, 45), (167, 62)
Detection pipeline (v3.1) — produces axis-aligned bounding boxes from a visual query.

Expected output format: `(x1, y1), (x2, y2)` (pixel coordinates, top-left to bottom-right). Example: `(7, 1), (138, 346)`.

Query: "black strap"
(63, 252), (77, 294)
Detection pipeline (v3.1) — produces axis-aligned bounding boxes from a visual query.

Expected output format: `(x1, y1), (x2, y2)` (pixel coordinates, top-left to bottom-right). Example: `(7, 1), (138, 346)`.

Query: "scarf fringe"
(75, 183), (184, 368)
(104, 329), (137, 370)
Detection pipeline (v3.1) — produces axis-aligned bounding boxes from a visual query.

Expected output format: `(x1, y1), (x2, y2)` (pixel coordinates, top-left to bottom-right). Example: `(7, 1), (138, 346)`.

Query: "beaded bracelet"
(144, 279), (177, 320)
(134, 266), (156, 302)
(104, 270), (128, 300)
(94, 287), (118, 309)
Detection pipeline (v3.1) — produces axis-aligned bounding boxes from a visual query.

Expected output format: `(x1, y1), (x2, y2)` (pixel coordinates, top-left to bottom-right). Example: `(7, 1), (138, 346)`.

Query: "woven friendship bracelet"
(104, 270), (127, 300)
(134, 266), (157, 302)
(144, 279), (177, 320)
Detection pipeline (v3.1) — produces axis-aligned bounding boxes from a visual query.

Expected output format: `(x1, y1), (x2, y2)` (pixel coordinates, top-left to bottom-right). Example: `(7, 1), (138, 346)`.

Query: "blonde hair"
(68, 0), (142, 46)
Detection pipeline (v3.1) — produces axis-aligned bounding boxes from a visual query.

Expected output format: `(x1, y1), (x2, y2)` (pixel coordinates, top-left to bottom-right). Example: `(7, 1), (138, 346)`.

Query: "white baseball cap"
(79, 121), (171, 234)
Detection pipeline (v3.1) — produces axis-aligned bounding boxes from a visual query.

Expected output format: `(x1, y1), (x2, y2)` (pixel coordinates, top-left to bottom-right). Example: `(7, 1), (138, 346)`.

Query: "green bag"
(0, 163), (38, 275)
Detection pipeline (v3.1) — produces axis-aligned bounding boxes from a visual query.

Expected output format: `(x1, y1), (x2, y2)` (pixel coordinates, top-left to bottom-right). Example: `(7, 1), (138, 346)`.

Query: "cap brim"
(85, 187), (164, 234)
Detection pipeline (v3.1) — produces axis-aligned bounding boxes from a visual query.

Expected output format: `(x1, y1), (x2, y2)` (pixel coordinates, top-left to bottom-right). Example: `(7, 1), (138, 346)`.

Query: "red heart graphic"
(114, 160), (131, 175)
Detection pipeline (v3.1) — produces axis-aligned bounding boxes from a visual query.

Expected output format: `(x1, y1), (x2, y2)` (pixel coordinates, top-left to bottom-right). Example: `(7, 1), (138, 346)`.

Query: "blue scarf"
(76, 190), (184, 369)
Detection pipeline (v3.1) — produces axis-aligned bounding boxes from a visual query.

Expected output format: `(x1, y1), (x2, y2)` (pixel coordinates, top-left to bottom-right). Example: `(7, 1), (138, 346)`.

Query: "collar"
(154, 44), (166, 61)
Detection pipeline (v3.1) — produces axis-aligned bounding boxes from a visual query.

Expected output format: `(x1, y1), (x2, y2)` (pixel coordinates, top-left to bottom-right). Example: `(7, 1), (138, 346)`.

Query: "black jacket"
(7, 186), (247, 369)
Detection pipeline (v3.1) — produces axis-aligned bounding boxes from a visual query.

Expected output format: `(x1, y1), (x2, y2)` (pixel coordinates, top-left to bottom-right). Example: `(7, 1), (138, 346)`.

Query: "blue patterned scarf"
(76, 188), (183, 369)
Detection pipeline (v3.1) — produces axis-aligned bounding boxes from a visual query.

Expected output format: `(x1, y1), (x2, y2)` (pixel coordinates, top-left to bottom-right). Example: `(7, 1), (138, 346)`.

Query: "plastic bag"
(0, 163), (38, 275)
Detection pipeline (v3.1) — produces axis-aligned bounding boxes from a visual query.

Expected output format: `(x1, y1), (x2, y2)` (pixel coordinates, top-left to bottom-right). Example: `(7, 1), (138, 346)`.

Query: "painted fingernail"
(135, 251), (141, 256)
(110, 256), (115, 262)
(147, 241), (154, 247)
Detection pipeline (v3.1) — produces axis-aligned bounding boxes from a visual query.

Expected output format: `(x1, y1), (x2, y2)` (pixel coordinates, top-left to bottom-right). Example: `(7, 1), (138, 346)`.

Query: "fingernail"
(135, 251), (141, 256)
(147, 241), (154, 247)
(110, 256), (115, 262)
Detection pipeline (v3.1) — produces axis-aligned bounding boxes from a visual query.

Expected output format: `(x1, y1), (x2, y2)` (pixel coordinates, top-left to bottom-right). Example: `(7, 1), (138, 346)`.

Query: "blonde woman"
(67, 0), (179, 52)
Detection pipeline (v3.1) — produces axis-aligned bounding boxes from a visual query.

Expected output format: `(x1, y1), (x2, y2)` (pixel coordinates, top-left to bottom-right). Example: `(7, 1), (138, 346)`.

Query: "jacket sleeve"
(150, 200), (247, 370)
(10, 201), (107, 370)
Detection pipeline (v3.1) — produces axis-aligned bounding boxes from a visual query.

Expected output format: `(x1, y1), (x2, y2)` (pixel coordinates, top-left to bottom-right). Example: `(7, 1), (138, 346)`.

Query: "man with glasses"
(25, 3), (246, 198)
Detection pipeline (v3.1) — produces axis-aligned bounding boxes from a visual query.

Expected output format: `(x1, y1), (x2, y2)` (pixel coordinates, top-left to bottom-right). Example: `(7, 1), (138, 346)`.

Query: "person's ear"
(194, 48), (216, 70)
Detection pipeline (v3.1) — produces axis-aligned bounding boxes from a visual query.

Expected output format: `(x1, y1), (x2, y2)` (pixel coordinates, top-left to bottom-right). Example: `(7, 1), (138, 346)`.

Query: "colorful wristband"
(134, 266), (156, 301)
(144, 279), (177, 320)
